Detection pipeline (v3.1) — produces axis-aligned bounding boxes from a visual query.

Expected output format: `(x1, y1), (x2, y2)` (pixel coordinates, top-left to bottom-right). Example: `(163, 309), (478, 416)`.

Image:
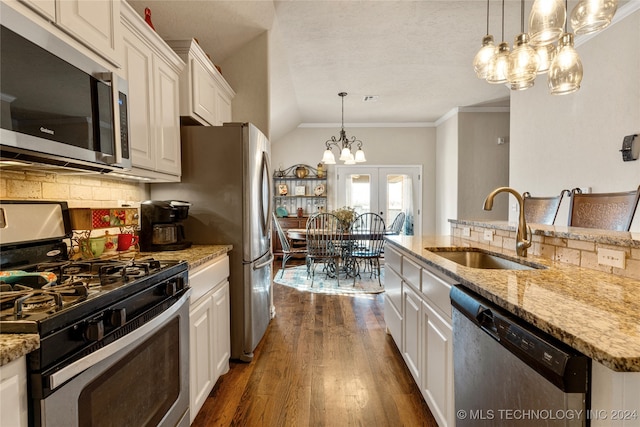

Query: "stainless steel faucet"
(483, 187), (532, 257)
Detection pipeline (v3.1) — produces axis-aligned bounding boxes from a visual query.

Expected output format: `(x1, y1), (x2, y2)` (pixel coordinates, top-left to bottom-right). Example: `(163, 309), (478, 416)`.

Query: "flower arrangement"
(333, 206), (356, 229)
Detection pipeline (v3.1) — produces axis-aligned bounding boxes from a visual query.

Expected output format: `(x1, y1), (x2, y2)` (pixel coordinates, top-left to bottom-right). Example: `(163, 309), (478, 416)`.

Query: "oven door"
(34, 291), (190, 427)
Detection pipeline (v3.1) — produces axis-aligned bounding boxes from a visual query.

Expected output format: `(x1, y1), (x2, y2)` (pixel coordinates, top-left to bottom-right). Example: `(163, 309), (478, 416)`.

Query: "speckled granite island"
(385, 227), (640, 427)
(0, 244), (232, 367)
(386, 233), (640, 372)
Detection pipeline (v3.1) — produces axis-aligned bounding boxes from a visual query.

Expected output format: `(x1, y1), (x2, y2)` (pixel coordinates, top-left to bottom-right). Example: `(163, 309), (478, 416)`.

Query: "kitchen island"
(385, 225), (640, 427)
(386, 233), (640, 371)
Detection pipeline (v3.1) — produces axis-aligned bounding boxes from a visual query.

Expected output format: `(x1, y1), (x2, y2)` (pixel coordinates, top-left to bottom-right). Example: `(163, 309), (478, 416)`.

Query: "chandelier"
(321, 92), (366, 165)
(473, 0), (618, 95)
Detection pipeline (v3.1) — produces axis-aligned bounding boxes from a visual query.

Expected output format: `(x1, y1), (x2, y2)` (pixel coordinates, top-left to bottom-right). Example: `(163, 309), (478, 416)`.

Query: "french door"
(336, 165), (421, 236)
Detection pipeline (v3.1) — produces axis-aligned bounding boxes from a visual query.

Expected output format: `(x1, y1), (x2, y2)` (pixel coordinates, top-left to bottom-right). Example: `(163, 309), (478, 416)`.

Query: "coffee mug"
(117, 233), (139, 251)
(88, 236), (106, 257)
(104, 233), (118, 253)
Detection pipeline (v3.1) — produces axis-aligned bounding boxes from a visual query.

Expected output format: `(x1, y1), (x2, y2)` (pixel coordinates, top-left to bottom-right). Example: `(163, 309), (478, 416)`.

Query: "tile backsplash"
(0, 170), (148, 207)
(450, 221), (640, 281)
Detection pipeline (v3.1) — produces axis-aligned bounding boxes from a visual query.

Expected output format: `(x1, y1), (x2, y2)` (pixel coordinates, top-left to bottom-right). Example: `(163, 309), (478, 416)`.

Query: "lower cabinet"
(385, 244), (455, 427)
(421, 300), (454, 427)
(189, 254), (231, 423)
(0, 356), (28, 427)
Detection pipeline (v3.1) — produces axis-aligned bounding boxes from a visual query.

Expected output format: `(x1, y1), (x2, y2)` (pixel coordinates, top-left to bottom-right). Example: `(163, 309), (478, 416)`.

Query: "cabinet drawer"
(189, 256), (229, 303)
(384, 246), (402, 274)
(402, 256), (421, 291)
(384, 265), (403, 312)
(421, 268), (453, 319)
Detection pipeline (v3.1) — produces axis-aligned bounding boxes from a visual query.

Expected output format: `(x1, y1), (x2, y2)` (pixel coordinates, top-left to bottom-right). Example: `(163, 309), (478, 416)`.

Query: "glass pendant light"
(473, 0), (497, 79)
(529, 0), (566, 46)
(354, 147), (367, 163)
(535, 43), (557, 74)
(571, 0), (618, 35)
(486, 0), (510, 84)
(487, 43), (510, 84)
(507, 0), (539, 90)
(548, 33), (583, 95)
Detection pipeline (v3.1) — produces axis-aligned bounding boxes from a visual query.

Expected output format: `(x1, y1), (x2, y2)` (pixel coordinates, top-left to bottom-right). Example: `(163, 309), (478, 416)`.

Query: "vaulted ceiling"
(127, 0), (631, 140)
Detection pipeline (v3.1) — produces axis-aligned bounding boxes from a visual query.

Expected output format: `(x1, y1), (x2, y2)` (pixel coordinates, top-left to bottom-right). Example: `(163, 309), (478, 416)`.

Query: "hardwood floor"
(192, 278), (438, 427)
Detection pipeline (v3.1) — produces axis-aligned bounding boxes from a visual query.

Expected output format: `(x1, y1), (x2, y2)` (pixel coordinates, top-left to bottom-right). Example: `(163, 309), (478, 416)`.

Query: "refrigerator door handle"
(260, 151), (273, 239)
(253, 252), (274, 270)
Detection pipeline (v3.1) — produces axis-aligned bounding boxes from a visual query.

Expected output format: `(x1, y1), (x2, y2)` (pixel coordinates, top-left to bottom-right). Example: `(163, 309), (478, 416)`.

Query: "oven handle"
(49, 291), (190, 391)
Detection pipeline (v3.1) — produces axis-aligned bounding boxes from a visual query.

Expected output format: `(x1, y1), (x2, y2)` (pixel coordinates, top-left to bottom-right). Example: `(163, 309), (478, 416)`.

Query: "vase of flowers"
(333, 206), (356, 230)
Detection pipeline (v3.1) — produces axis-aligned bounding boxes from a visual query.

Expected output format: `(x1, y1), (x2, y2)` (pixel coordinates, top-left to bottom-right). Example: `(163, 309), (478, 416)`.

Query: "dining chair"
(387, 212), (406, 235)
(522, 190), (569, 225)
(349, 212), (386, 286)
(272, 213), (307, 278)
(305, 212), (344, 287)
(568, 185), (640, 231)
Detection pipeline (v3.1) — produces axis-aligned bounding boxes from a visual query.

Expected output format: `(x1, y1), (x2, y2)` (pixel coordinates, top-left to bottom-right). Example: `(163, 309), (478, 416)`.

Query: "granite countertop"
(0, 244), (233, 367)
(137, 244), (233, 270)
(385, 234), (640, 372)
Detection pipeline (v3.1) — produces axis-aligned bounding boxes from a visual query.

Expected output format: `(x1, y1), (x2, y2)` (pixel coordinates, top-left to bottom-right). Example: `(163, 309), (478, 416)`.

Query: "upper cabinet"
(19, 0), (120, 66)
(166, 39), (235, 126)
(119, 1), (185, 181)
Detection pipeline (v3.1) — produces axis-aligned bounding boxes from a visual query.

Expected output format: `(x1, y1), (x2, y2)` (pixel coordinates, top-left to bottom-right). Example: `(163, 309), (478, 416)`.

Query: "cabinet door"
(57, 0), (118, 62)
(191, 58), (217, 125)
(421, 301), (454, 427)
(212, 280), (231, 380)
(215, 89), (232, 125)
(189, 296), (215, 424)
(154, 58), (182, 175)
(402, 284), (421, 384)
(121, 26), (156, 170)
(20, 0), (55, 21)
(0, 357), (28, 427)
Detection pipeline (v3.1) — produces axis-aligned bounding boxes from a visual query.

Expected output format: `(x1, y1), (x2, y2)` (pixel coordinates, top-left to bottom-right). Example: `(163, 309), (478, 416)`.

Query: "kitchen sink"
(426, 247), (546, 270)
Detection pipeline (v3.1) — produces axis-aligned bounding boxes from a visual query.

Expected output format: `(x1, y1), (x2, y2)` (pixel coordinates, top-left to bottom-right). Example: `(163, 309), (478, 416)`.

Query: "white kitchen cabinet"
(19, 0), (55, 21)
(384, 243), (456, 427)
(188, 254), (230, 424)
(19, 0), (119, 65)
(120, 2), (184, 182)
(0, 357), (28, 427)
(422, 300), (454, 427)
(167, 39), (235, 126)
(591, 361), (640, 427)
(403, 283), (422, 385)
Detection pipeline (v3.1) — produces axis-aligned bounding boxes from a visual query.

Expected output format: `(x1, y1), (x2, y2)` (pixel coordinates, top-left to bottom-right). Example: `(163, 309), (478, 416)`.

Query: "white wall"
(221, 31), (270, 138)
(458, 112), (510, 221)
(434, 111), (511, 234)
(436, 114), (458, 235)
(271, 126), (437, 234)
(510, 9), (640, 230)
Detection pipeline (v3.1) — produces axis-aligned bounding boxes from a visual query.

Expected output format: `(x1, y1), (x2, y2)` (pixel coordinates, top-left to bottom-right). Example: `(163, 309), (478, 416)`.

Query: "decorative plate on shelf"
(314, 184), (325, 196)
(278, 184), (288, 195)
(276, 206), (288, 217)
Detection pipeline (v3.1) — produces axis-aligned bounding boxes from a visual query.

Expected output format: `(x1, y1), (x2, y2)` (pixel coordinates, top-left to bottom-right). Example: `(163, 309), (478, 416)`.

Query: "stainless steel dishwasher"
(451, 285), (590, 427)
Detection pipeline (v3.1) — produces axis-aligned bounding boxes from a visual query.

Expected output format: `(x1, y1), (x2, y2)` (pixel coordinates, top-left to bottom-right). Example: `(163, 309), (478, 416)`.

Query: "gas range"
(0, 201), (191, 410)
(0, 257), (188, 335)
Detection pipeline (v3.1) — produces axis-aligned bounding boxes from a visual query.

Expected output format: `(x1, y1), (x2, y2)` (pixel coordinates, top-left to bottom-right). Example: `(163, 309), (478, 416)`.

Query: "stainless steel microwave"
(0, 5), (131, 173)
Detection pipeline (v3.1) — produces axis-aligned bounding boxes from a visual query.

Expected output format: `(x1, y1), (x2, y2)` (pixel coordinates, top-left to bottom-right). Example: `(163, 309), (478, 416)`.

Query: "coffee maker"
(139, 200), (192, 252)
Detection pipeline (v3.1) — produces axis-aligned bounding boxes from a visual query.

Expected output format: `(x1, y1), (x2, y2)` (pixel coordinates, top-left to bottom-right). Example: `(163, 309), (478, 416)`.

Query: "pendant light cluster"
(321, 92), (366, 165)
(473, 0), (618, 95)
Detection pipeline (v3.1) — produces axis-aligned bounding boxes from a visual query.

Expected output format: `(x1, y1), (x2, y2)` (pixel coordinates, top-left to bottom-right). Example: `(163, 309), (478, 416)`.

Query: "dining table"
(286, 228), (385, 279)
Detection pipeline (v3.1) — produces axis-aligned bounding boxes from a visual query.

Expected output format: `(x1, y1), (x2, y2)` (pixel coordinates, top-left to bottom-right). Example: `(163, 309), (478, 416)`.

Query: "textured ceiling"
(127, 0), (631, 140)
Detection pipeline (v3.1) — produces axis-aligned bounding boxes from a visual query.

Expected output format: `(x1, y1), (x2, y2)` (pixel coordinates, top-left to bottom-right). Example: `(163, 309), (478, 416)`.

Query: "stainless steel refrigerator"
(151, 122), (273, 362)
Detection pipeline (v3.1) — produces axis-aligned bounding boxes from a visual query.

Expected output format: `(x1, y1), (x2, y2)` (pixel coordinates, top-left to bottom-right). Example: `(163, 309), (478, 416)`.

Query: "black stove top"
(0, 258), (187, 334)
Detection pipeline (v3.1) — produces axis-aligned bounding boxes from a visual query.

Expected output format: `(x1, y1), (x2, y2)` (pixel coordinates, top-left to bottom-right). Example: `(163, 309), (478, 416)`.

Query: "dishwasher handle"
(476, 307), (500, 341)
